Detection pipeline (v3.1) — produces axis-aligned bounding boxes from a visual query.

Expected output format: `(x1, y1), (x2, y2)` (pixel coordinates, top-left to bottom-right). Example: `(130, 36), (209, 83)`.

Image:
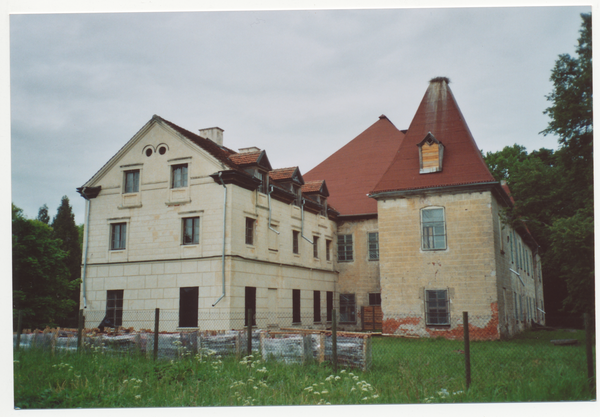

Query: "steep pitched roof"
(301, 180), (329, 196)
(269, 167), (304, 184)
(304, 115), (405, 216)
(371, 78), (496, 194)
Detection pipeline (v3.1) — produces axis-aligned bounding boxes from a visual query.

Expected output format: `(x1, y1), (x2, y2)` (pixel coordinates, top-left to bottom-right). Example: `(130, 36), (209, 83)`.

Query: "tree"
(12, 204), (79, 329)
(51, 196), (83, 327)
(37, 204), (50, 224)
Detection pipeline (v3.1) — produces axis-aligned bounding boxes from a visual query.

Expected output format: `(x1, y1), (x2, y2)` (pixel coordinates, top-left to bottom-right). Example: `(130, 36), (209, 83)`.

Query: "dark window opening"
(313, 291), (321, 323)
(111, 223), (127, 250)
(245, 218), (255, 245)
(326, 239), (331, 261)
(425, 290), (449, 325)
(326, 291), (333, 322)
(368, 232), (379, 260)
(159, 146), (167, 155)
(179, 287), (199, 328)
(245, 286), (257, 327)
(292, 289), (301, 324)
(313, 236), (319, 258)
(292, 230), (299, 254)
(172, 164), (188, 188)
(106, 290), (124, 327)
(145, 148), (153, 157)
(337, 234), (353, 262)
(369, 293), (382, 306)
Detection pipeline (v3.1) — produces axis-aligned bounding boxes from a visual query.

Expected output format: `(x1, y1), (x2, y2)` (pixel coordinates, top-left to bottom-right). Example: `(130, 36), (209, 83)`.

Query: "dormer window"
(418, 132), (444, 174)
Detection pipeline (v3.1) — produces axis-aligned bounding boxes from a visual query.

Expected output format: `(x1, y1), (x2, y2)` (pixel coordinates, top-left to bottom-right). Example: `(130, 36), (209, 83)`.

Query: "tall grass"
(13, 329), (594, 408)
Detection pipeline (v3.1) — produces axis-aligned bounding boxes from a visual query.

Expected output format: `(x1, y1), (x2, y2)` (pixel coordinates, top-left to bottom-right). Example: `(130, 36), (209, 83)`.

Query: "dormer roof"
(228, 150), (273, 171)
(301, 180), (329, 197)
(269, 167), (305, 185)
(371, 78), (496, 195)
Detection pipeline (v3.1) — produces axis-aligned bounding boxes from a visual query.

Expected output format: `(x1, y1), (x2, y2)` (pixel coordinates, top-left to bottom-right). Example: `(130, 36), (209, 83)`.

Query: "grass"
(13, 329), (595, 408)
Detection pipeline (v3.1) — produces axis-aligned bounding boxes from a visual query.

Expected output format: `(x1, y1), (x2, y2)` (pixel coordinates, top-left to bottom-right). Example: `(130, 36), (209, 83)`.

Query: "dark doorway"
(179, 287), (199, 327)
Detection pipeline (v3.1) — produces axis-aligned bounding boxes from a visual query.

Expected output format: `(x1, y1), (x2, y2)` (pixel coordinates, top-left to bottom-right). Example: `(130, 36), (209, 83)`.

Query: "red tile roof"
(302, 180), (327, 194)
(304, 115), (405, 216)
(229, 151), (262, 166)
(371, 79), (496, 194)
(270, 167), (302, 182)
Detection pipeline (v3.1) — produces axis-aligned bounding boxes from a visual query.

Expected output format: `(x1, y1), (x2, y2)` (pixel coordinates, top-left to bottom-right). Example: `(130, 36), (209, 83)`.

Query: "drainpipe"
(268, 185), (280, 235)
(212, 172), (227, 307)
(300, 198), (313, 244)
(80, 188), (92, 309)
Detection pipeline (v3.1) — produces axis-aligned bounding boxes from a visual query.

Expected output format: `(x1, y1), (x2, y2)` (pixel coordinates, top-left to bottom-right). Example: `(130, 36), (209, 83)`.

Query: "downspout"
(212, 172), (227, 307)
(300, 198), (313, 244)
(268, 185), (280, 235)
(80, 188), (92, 309)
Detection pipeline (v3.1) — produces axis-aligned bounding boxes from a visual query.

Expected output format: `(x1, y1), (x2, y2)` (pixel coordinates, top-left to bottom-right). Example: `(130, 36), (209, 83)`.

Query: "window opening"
(111, 223), (127, 250)
(368, 232), (379, 260)
(422, 208), (446, 250)
(106, 290), (124, 327)
(182, 217), (200, 245)
(339, 294), (356, 323)
(124, 170), (140, 194)
(425, 290), (449, 325)
(179, 287), (199, 328)
(292, 289), (301, 324)
(337, 234), (353, 261)
(171, 164), (188, 188)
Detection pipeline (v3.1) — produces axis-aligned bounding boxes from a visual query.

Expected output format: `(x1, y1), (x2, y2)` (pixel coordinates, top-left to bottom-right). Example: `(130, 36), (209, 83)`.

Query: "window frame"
(179, 286), (199, 328)
(171, 163), (189, 189)
(425, 289), (450, 326)
(421, 207), (447, 250)
(337, 234), (354, 262)
(369, 293), (382, 306)
(313, 236), (319, 259)
(326, 291), (333, 322)
(106, 289), (124, 327)
(339, 293), (356, 323)
(368, 232), (379, 260)
(292, 230), (299, 254)
(110, 222), (127, 251)
(245, 217), (255, 246)
(182, 217), (200, 245)
(313, 291), (321, 323)
(123, 169), (140, 194)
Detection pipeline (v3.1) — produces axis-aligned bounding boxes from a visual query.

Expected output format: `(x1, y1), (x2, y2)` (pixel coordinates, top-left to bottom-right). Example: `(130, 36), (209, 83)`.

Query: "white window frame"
(421, 207), (447, 250)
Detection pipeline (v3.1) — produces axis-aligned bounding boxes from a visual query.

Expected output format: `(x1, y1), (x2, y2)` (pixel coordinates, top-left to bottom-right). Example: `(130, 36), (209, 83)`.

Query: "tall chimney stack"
(199, 127), (224, 146)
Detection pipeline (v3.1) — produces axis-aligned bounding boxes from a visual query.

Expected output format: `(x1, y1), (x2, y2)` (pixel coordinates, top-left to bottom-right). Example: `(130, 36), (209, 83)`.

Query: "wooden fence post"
(584, 313), (595, 392)
(153, 308), (160, 361)
(332, 308), (338, 373)
(15, 310), (23, 351)
(463, 311), (471, 389)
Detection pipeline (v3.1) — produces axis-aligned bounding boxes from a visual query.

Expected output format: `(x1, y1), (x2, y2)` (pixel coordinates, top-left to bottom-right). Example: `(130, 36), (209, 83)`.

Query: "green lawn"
(13, 329), (595, 408)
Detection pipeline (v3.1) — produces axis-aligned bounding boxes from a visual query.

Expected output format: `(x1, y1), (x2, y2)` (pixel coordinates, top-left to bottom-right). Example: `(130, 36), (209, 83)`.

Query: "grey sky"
(9, 4), (592, 224)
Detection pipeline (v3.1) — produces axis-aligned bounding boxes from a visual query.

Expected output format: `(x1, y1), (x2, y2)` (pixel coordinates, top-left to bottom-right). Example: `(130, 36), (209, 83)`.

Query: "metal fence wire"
(13, 309), (595, 392)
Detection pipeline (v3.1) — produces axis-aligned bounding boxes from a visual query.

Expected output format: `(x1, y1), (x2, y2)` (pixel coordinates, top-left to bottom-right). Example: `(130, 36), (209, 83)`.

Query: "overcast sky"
(8, 2), (592, 225)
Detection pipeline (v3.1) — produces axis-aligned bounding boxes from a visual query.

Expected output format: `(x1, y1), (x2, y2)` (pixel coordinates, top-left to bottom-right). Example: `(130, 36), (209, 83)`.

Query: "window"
(418, 133), (444, 173)
(425, 290), (449, 325)
(110, 223), (127, 250)
(369, 293), (381, 306)
(326, 291), (333, 322)
(179, 287), (199, 328)
(292, 230), (299, 254)
(182, 217), (200, 245)
(124, 170), (139, 193)
(368, 232), (379, 260)
(106, 290), (124, 327)
(313, 236), (319, 258)
(339, 294), (356, 323)
(509, 234), (514, 263)
(292, 289), (301, 324)
(421, 208), (446, 250)
(171, 164), (188, 188)
(337, 234), (353, 262)
(325, 239), (331, 261)
(245, 286), (256, 327)
(245, 218), (255, 245)
(313, 291), (321, 323)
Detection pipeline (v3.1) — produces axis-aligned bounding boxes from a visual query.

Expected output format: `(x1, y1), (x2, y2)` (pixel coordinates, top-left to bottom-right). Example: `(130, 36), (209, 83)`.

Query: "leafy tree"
(12, 204), (78, 329)
(37, 204), (50, 224)
(51, 196), (83, 327)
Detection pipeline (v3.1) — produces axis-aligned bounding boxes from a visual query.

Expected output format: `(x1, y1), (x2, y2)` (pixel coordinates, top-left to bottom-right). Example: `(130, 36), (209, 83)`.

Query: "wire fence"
(13, 309), (596, 393)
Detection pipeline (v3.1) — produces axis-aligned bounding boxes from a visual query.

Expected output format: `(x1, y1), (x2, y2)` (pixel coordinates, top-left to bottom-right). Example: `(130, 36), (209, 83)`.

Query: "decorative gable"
(418, 132), (444, 174)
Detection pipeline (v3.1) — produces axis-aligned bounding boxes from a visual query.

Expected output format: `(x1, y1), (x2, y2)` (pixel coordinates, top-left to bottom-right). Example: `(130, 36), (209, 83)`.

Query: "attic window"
(418, 133), (444, 174)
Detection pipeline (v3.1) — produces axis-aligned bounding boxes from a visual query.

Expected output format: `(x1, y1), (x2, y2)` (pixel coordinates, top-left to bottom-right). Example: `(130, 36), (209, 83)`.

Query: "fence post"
(463, 311), (471, 389)
(332, 308), (338, 373)
(584, 313), (595, 392)
(153, 308), (160, 361)
(15, 310), (23, 351)
(77, 309), (84, 353)
(247, 308), (253, 356)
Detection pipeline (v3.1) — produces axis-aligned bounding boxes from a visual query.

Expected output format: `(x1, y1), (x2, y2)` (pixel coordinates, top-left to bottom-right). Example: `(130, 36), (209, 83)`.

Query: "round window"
(159, 146), (167, 155)
(146, 148), (153, 157)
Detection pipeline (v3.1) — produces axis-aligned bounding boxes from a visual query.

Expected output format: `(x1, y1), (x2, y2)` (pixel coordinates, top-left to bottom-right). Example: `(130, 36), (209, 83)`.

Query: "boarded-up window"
(418, 133), (444, 174)
(326, 291), (333, 322)
(313, 291), (321, 323)
(292, 289), (301, 323)
(245, 286), (256, 326)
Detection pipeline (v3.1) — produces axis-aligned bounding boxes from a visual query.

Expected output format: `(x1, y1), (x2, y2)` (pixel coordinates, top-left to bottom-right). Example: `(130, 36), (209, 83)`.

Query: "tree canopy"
(12, 204), (79, 329)
(484, 13), (593, 322)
